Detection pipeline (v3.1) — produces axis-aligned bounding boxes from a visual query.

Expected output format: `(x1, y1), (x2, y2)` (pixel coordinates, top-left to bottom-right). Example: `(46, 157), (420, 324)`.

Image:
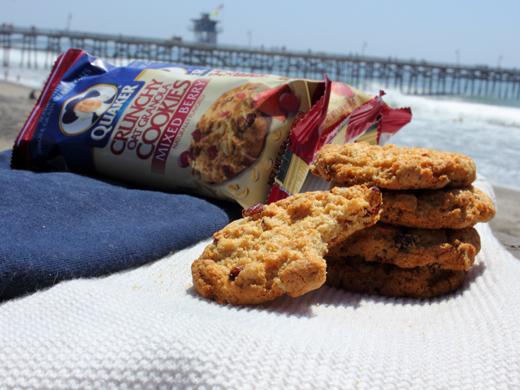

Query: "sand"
(0, 81), (34, 151)
(490, 187), (520, 258)
(0, 80), (518, 258)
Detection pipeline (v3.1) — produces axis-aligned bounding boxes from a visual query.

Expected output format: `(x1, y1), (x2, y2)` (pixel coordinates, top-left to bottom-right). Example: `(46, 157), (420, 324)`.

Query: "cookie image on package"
(311, 142), (476, 190)
(326, 256), (467, 299)
(380, 186), (496, 229)
(189, 83), (272, 184)
(191, 186), (382, 305)
(328, 224), (481, 271)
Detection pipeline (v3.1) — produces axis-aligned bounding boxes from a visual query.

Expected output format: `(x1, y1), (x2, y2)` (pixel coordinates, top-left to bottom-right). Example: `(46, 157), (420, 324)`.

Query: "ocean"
(3, 50), (520, 189)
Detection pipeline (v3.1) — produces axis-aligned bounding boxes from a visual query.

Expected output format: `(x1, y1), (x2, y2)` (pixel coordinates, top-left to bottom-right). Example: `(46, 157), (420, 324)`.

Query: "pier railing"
(1, 24), (520, 99)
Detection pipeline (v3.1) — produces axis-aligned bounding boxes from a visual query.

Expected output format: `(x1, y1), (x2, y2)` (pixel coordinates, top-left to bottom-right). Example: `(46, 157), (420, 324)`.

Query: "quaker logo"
(59, 84), (118, 136)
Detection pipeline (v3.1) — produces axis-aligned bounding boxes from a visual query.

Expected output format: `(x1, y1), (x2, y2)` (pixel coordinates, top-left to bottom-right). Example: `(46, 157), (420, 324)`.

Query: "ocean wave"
(378, 88), (520, 130)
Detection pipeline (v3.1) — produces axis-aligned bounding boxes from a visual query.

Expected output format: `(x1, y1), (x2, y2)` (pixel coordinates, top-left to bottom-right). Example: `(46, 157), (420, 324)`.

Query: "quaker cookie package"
(11, 49), (412, 207)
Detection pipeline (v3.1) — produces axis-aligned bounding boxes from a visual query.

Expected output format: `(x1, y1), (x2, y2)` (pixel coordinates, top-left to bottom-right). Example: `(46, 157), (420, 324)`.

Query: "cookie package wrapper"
(268, 82), (413, 203)
(11, 49), (412, 207)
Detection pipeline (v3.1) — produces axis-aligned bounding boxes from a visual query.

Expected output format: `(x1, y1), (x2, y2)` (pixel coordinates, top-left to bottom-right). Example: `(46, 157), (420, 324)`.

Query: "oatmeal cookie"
(380, 186), (495, 229)
(326, 256), (467, 299)
(328, 224), (481, 271)
(192, 186), (382, 305)
(190, 83), (272, 184)
(311, 142), (476, 190)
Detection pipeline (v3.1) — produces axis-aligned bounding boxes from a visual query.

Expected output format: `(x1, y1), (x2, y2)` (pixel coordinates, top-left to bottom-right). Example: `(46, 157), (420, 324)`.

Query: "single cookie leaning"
(326, 257), (467, 299)
(190, 83), (272, 184)
(328, 224), (481, 271)
(192, 186), (382, 305)
(311, 142), (476, 189)
(380, 186), (495, 229)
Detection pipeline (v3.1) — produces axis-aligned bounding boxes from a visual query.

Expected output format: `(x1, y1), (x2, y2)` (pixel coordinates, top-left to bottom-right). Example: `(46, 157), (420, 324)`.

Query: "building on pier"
(190, 13), (220, 45)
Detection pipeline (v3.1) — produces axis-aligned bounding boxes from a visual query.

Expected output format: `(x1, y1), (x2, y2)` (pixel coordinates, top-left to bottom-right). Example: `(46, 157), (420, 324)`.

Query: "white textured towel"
(1, 179), (519, 389)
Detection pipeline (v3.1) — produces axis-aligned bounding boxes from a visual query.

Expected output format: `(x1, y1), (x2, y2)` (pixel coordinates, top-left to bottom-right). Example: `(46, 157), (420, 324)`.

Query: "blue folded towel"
(0, 150), (232, 300)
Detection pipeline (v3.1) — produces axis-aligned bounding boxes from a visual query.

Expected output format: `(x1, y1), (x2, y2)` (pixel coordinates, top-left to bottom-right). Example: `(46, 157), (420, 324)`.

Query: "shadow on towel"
(183, 262), (487, 318)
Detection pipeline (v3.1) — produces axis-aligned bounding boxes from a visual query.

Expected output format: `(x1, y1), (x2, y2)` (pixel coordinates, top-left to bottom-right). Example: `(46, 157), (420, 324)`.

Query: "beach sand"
(1, 80), (518, 258)
(0, 81), (34, 151)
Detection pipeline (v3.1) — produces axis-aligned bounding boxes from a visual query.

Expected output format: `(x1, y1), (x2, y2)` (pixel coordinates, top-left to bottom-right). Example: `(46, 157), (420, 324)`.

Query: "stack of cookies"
(311, 142), (496, 299)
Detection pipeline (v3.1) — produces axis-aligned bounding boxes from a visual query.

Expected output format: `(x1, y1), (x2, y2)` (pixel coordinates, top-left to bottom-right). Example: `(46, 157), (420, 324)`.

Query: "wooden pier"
(2, 24), (520, 99)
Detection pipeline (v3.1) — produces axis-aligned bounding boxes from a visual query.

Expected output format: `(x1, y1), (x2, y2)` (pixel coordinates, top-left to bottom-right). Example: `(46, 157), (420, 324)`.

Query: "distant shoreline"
(0, 80), (518, 258)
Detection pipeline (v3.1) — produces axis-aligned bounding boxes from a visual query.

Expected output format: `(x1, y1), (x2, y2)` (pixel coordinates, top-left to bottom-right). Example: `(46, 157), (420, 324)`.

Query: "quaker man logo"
(60, 84), (117, 136)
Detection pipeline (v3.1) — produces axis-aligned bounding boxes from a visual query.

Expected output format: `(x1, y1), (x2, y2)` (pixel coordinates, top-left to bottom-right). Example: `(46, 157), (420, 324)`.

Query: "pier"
(2, 24), (520, 99)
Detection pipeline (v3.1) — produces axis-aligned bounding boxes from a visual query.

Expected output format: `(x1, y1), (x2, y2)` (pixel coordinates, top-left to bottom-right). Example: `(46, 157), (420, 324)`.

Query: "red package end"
(288, 76), (332, 163)
(11, 49), (86, 170)
(346, 91), (412, 144)
(267, 182), (290, 203)
(377, 105), (413, 144)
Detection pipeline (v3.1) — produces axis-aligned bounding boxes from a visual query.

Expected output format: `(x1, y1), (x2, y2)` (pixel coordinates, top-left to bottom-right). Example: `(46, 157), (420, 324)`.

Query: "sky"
(3, 0), (520, 68)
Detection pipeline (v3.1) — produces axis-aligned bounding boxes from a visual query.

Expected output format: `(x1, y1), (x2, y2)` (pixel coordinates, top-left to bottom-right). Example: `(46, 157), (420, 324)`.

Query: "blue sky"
(3, 0), (520, 68)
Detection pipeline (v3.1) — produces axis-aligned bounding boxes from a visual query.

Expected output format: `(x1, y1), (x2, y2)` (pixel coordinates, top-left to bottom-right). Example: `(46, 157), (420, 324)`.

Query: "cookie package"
(11, 48), (412, 207)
